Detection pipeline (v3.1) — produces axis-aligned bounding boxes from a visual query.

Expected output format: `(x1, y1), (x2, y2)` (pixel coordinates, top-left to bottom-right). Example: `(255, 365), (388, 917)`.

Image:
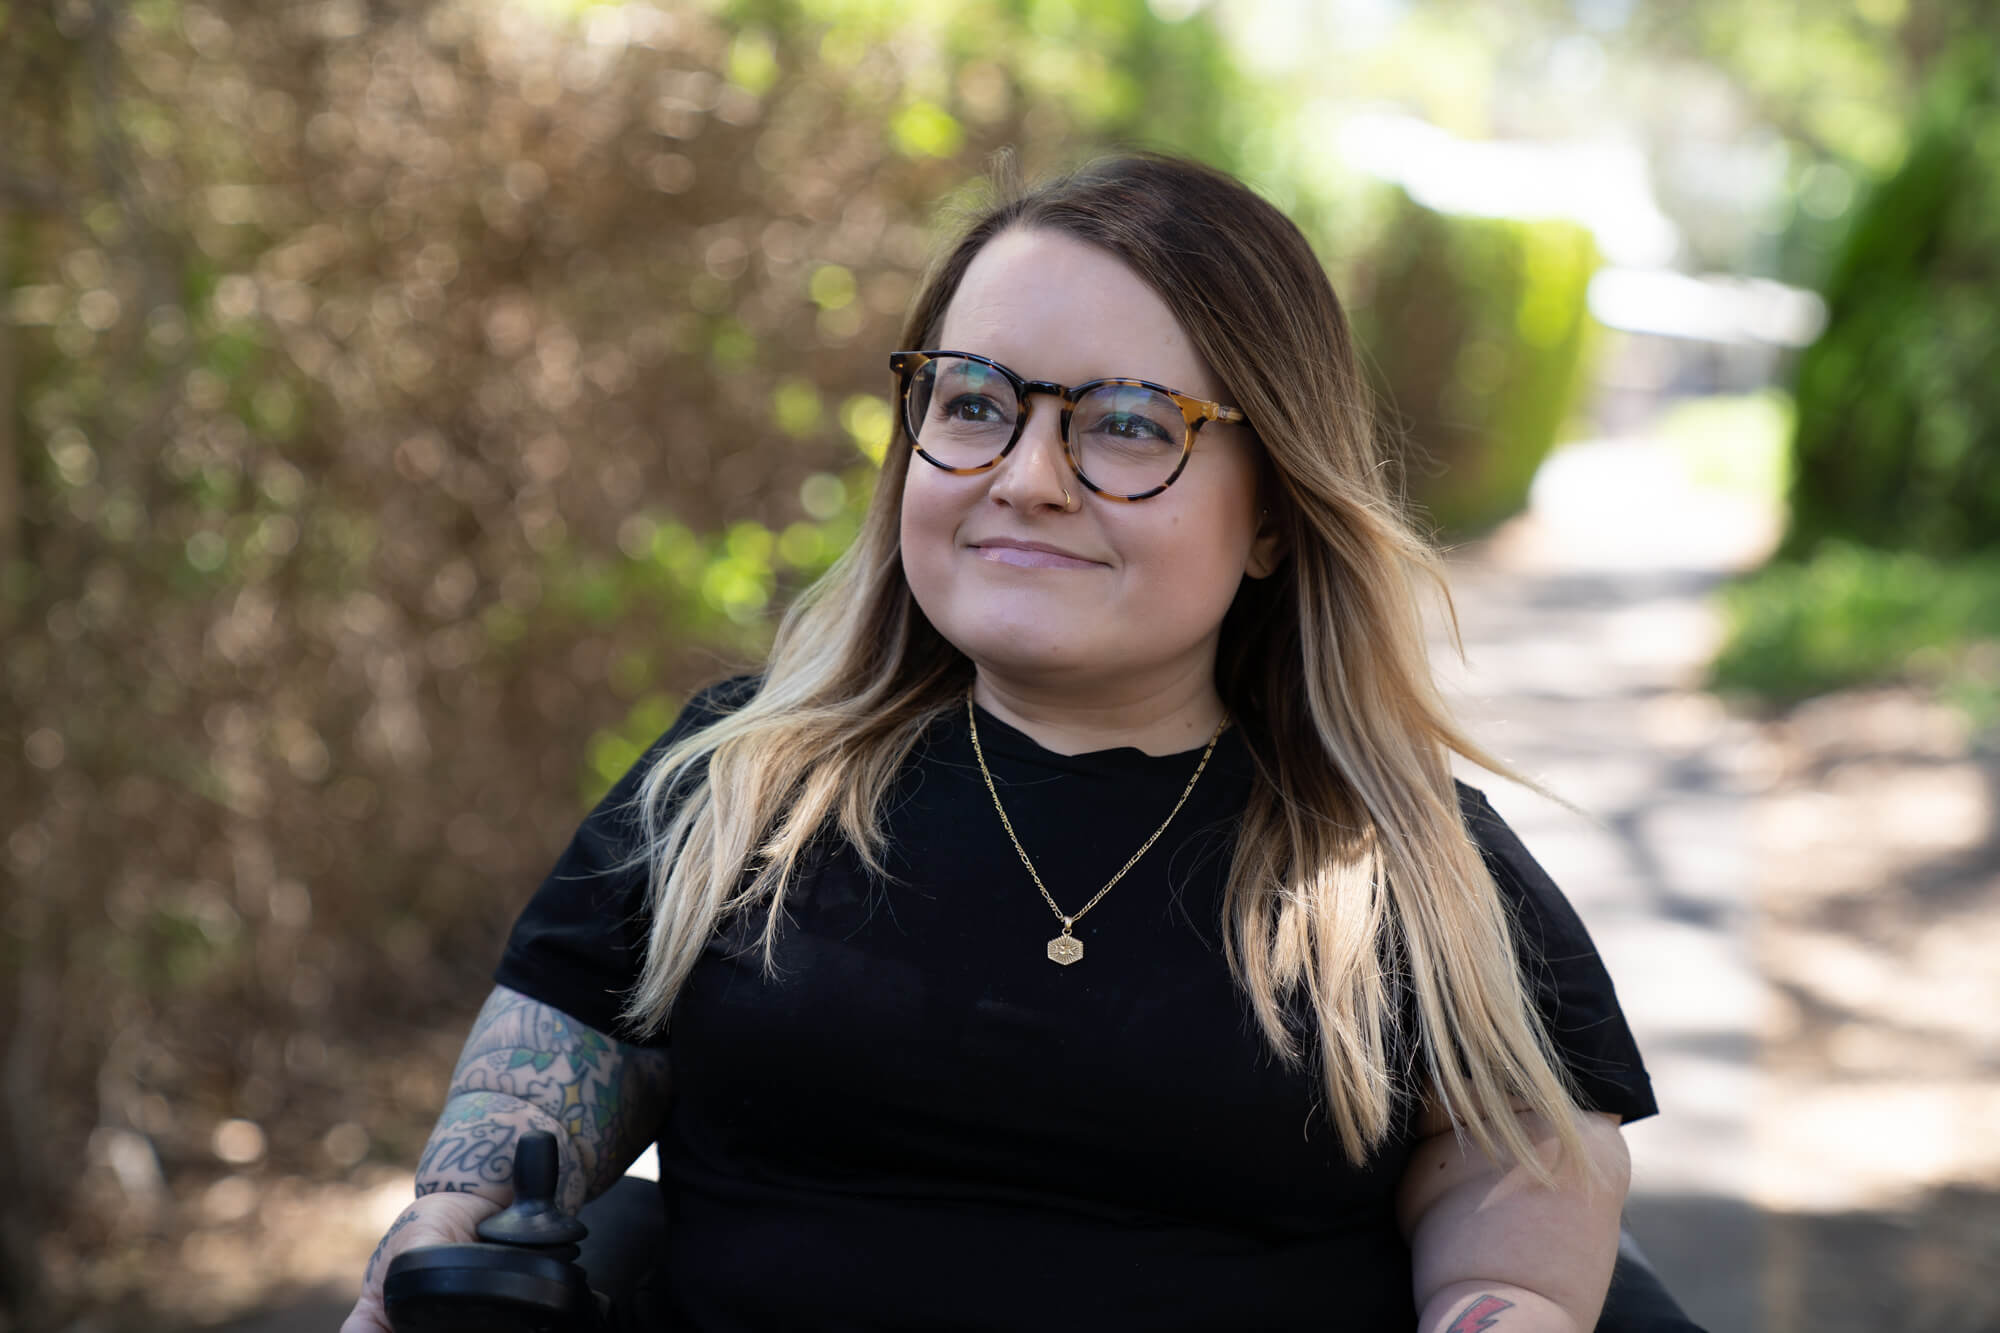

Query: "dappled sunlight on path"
(1437, 434), (2000, 1333)
(1749, 689), (2000, 1333)
(1433, 434), (1779, 1333)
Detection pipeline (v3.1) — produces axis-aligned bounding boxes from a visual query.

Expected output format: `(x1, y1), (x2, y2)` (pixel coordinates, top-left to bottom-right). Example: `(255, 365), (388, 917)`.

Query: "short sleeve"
(1457, 783), (1659, 1124)
(493, 675), (760, 1045)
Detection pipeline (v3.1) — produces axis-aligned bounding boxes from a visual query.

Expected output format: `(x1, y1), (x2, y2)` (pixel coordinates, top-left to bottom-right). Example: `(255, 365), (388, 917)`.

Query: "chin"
(949, 625), (1098, 678)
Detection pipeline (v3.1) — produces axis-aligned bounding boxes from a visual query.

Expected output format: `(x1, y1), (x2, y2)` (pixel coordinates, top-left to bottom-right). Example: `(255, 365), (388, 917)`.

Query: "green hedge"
(1348, 189), (1601, 537)
(1711, 543), (2000, 722)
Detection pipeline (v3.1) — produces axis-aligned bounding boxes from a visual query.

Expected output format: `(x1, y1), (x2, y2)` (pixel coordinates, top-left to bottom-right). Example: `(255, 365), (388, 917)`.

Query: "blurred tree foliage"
(0, 0), (1600, 1322)
(1780, 34), (1999, 560)
(0, 0), (1252, 1319)
(1351, 190), (1598, 535)
(1710, 29), (2000, 719)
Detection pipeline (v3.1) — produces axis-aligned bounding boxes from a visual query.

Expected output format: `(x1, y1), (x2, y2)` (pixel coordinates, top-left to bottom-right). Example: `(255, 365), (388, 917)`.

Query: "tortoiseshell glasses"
(889, 350), (1251, 502)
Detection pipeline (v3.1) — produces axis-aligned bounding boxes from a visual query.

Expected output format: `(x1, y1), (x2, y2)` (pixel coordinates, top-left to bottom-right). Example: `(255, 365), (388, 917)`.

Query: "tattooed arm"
(340, 986), (672, 1333)
(416, 984), (673, 1211)
(1396, 1104), (1630, 1333)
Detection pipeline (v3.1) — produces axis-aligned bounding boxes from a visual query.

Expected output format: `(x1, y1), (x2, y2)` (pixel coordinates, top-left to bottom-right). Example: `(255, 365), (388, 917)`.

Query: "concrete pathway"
(1435, 437), (1780, 1333)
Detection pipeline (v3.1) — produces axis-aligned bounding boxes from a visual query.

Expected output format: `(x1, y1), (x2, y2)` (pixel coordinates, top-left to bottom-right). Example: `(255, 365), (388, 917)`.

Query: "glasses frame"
(889, 349), (1250, 503)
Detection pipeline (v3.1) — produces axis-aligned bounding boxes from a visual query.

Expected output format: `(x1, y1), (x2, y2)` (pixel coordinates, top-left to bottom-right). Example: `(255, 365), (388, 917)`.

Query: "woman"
(345, 153), (1653, 1332)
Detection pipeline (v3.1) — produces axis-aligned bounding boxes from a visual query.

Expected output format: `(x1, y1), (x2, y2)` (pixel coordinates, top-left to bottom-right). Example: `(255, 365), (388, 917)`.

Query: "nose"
(985, 394), (1074, 514)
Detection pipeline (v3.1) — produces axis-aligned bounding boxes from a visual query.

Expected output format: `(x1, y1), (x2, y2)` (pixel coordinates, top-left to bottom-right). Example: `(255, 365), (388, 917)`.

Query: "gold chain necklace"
(965, 693), (1226, 966)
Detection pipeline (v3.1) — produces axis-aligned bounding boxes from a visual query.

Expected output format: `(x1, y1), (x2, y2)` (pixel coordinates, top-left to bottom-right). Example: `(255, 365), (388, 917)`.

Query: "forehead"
(935, 227), (1219, 396)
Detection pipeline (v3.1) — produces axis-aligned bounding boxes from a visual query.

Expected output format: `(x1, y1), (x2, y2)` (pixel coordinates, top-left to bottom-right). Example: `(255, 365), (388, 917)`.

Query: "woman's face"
(900, 227), (1280, 698)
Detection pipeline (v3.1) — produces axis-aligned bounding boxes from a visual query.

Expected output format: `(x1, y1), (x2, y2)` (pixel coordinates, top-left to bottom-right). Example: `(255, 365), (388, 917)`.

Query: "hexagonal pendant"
(1047, 934), (1083, 966)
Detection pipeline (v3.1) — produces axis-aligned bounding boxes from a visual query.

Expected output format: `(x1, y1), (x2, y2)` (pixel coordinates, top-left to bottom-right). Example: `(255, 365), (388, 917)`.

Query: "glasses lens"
(906, 356), (1019, 468)
(1070, 383), (1189, 495)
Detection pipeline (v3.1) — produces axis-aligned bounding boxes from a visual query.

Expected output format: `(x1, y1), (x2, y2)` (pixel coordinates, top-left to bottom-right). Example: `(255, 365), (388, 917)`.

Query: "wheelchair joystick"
(383, 1131), (605, 1332)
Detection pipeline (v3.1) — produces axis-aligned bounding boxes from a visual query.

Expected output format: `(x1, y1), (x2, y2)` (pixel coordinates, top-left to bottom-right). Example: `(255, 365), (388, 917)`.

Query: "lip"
(966, 536), (1105, 570)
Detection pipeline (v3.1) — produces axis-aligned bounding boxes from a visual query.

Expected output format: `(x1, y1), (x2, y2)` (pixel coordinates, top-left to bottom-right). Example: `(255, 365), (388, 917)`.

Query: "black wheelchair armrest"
(576, 1176), (671, 1319)
(1597, 1225), (1708, 1332)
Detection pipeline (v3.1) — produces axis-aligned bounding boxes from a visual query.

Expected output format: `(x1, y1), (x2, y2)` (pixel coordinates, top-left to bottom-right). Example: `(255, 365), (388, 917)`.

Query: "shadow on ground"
(1627, 1183), (2000, 1333)
(1766, 1186), (2000, 1333)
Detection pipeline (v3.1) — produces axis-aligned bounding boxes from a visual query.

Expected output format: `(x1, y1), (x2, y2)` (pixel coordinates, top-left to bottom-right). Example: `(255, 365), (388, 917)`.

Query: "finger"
(338, 1297), (392, 1333)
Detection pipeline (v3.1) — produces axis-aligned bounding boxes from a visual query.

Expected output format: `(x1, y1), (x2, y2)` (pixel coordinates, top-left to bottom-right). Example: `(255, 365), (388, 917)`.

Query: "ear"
(1245, 506), (1287, 580)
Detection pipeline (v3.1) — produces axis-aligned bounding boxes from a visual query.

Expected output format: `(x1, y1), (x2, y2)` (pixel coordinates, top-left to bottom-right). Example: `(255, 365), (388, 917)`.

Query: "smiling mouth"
(969, 541), (1102, 570)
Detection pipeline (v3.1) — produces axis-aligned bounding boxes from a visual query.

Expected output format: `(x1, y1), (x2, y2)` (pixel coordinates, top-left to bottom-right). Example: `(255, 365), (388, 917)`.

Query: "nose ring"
(1060, 485), (1075, 512)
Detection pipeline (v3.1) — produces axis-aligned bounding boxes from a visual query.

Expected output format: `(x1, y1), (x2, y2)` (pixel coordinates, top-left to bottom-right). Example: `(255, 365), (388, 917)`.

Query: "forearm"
(420, 985), (672, 1212)
(413, 1090), (572, 1207)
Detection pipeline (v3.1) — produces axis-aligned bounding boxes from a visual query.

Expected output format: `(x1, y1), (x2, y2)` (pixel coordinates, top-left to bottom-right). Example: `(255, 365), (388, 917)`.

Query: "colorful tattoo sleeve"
(414, 986), (672, 1210)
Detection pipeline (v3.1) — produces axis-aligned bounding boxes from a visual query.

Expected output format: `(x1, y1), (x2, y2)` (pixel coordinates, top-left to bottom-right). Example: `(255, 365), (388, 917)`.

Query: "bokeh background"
(3, 0), (1997, 1329)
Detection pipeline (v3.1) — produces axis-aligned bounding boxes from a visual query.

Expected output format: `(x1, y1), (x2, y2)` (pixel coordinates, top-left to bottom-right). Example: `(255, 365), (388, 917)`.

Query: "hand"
(340, 1190), (504, 1333)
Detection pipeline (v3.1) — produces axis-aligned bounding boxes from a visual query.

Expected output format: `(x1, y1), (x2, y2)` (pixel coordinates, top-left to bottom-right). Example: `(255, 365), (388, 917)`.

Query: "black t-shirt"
(498, 678), (1657, 1331)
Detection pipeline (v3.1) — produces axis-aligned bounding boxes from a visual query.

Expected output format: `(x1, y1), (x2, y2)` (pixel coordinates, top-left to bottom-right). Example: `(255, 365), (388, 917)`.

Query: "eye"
(1091, 411), (1173, 442)
(1076, 404), (1178, 449)
(1074, 384), (1183, 451)
(940, 393), (1010, 424)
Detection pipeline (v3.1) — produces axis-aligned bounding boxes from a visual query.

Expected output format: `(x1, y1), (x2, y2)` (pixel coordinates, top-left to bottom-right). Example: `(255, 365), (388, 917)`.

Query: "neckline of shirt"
(964, 699), (1249, 779)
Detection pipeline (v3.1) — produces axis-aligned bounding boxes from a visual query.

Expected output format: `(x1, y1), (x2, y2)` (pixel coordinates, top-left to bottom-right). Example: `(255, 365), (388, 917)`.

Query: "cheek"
(1148, 481), (1257, 581)
(1160, 527), (1248, 616)
(1140, 496), (1260, 627)
(898, 468), (956, 588)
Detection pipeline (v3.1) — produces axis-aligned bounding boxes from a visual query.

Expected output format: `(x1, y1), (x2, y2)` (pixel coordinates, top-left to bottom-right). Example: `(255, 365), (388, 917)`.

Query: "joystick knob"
(477, 1131), (588, 1255)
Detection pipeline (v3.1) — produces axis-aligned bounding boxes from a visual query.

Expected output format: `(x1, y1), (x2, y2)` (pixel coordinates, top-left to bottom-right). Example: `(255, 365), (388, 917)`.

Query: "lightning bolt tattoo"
(1445, 1294), (1516, 1333)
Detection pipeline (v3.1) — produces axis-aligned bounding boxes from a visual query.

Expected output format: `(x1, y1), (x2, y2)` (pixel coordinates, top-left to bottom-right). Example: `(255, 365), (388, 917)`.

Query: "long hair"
(624, 152), (1587, 1176)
